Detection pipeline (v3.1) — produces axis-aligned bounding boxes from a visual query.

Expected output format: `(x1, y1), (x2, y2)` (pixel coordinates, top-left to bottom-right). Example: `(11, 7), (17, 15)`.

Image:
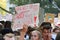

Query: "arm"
(19, 24), (28, 40)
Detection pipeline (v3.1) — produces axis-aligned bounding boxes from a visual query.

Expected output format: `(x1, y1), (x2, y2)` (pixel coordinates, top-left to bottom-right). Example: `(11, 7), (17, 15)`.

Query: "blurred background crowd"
(0, 0), (60, 40)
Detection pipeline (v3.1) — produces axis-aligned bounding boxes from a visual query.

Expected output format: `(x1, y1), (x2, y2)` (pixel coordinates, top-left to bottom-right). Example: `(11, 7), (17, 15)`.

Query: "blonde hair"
(31, 30), (42, 40)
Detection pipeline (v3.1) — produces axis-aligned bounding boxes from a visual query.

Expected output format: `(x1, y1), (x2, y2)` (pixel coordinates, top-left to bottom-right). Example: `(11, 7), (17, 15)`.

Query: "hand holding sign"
(20, 24), (28, 35)
(12, 3), (40, 31)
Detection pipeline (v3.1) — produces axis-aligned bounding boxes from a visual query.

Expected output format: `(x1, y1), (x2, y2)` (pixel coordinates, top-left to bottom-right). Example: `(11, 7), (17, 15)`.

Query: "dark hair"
(40, 22), (51, 27)
(40, 22), (52, 33)
(56, 32), (60, 40)
(0, 23), (4, 31)
(42, 26), (52, 33)
(27, 26), (35, 34)
(53, 28), (59, 32)
(13, 31), (20, 36)
(0, 34), (4, 40)
(40, 22), (52, 30)
(26, 26), (36, 39)
(1, 28), (13, 36)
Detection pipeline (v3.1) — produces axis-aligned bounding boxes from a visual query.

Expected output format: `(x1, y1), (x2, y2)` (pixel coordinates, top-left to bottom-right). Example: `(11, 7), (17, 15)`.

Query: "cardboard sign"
(45, 13), (55, 23)
(54, 18), (58, 26)
(12, 3), (40, 31)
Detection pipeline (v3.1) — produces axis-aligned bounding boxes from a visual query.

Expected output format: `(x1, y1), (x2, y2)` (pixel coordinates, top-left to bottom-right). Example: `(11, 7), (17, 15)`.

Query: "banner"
(12, 3), (40, 31)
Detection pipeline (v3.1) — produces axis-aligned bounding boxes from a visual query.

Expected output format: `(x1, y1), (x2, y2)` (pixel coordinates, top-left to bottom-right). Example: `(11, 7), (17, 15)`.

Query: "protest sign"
(54, 18), (58, 26)
(45, 13), (55, 23)
(12, 3), (40, 31)
(4, 13), (13, 21)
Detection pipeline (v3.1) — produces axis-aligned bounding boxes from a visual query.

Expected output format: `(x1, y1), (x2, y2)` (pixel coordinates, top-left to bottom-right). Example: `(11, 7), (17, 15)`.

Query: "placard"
(12, 3), (40, 31)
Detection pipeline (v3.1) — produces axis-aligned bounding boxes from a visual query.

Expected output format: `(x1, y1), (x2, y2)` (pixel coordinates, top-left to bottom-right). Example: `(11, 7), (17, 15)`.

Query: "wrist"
(20, 32), (26, 36)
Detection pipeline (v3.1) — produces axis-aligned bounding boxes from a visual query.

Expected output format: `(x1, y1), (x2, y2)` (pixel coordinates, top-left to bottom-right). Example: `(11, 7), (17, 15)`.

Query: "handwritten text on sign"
(12, 3), (40, 31)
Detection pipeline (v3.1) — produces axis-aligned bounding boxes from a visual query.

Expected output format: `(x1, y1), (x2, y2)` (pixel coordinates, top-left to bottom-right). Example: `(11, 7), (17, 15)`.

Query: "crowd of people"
(0, 22), (60, 40)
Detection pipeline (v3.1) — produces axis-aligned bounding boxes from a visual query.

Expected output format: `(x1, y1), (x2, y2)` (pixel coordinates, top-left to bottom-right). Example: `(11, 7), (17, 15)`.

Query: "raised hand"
(20, 24), (28, 40)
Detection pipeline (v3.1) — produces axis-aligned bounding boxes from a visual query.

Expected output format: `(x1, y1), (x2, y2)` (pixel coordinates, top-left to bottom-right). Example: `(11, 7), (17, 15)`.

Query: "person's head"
(42, 27), (52, 37)
(40, 22), (52, 30)
(40, 22), (52, 37)
(56, 32), (60, 40)
(53, 28), (60, 34)
(1, 28), (13, 35)
(1, 28), (14, 40)
(30, 30), (42, 40)
(3, 33), (14, 40)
